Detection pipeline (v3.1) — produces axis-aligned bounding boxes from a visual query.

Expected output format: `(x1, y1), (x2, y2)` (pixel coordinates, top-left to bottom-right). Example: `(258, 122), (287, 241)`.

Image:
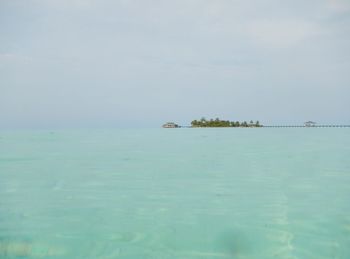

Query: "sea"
(0, 128), (349, 258)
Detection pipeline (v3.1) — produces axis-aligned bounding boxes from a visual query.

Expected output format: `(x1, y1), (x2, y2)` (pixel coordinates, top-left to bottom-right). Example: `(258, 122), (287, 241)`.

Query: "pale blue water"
(0, 128), (350, 258)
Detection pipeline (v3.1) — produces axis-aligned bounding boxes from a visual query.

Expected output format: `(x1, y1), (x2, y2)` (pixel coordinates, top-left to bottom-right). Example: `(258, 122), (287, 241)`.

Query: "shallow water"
(0, 128), (350, 258)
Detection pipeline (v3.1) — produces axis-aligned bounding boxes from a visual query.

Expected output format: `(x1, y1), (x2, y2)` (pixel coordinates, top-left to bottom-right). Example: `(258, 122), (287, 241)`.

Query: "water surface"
(0, 128), (349, 258)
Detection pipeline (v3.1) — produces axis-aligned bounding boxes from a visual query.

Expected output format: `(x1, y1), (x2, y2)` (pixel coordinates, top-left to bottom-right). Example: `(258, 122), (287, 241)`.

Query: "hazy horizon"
(1, 0), (350, 129)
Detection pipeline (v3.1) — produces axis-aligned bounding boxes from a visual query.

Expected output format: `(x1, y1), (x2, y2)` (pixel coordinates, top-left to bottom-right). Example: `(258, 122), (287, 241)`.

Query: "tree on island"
(190, 118), (262, 127)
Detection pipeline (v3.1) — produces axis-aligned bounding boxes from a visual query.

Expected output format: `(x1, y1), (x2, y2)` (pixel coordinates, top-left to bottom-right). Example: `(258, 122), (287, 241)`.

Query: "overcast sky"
(1, 0), (349, 128)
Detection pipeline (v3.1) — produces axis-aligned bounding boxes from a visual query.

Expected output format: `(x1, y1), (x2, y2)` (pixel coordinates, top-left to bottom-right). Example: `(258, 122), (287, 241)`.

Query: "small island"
(162, 118), (262, 128)
(191, 118), (262, 127)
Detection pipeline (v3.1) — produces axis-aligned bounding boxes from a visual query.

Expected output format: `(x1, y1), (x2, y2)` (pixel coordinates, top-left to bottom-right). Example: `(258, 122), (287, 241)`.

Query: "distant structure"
(304, 121), (316, 127)
(162, 122), (179, 128)
(248, 121), (257, 127)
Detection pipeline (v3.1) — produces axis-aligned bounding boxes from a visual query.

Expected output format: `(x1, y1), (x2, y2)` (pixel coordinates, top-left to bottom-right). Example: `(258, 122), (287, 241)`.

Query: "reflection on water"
(0, 238), (66, 258)
(0, 128), (350, 258)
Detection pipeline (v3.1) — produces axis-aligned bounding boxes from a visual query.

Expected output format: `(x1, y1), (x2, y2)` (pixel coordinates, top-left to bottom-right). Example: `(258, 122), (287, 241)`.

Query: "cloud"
(0, 53), (33, 63)
(32, 0), (95, 9)
(327, 0), (350, 12)
(0, 53), (15, 60)
(247, 20), (319, 48)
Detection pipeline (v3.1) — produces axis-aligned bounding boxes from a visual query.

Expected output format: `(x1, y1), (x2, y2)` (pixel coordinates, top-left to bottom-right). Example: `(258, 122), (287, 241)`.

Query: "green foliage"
(191, 118), (263, 127)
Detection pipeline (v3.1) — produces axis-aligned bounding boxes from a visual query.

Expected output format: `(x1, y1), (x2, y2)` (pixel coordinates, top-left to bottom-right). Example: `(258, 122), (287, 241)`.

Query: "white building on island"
(162, 122), (179, 128)
(304, 121), (316, 127)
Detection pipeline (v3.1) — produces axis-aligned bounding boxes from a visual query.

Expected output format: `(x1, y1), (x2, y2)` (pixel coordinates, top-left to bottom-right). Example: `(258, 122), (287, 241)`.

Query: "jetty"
(263, 125), (350, 128)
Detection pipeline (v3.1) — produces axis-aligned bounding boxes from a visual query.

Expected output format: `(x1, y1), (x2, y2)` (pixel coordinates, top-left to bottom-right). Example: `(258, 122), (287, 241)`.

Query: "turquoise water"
(0, 128), (350, 258)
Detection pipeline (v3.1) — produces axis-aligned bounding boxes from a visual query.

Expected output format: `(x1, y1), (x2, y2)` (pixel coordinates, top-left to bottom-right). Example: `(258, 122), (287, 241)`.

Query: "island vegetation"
(191, 118), (262, 127)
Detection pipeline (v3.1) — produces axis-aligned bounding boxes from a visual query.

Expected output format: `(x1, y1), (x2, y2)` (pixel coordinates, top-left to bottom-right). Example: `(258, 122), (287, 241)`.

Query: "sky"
(1, 0), (350, 128)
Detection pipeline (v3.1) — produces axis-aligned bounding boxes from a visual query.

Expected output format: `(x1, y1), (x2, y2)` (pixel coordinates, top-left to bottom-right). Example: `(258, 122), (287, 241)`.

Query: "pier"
(175, 125), (350, 128)
(263, 125), (350, 128)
